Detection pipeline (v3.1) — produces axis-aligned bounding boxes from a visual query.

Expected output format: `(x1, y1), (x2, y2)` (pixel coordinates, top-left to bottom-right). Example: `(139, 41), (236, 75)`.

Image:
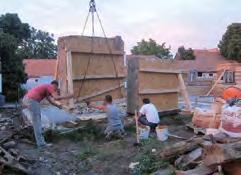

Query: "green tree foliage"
(19, 27), (57, 59)
(177, 46), (195, 60)
(0, 31), (27, 101)
(0, 13), (57, 101)
(131, 39), (172, 59)
(218, 23), (241, 62)
(0, 13), (30, 43)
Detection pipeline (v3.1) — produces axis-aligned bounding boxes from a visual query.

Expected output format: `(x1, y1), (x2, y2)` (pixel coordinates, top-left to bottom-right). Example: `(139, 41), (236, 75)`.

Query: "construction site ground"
(0, 107), (194, 175)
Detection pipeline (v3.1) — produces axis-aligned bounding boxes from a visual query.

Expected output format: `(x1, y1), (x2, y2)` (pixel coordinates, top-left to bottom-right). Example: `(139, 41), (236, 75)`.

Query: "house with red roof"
(22, 59), (57, 90)
(174, 48), (239, 95)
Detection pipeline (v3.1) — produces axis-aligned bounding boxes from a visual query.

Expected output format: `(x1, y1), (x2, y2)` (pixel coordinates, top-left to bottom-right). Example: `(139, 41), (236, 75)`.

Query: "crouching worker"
(139, 98), (160, 132)
(87, 95), (125, 139)
(22, 80), (73, 148)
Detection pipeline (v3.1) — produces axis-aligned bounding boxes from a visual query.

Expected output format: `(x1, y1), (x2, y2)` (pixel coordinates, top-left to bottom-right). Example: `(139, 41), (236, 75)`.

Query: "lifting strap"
(77, 0), (123, 101)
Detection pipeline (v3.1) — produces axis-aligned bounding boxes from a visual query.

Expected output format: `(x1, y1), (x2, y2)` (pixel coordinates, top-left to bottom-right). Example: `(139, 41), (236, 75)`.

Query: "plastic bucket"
(139, 126), (150, 140)
(156, 125), (169, 141)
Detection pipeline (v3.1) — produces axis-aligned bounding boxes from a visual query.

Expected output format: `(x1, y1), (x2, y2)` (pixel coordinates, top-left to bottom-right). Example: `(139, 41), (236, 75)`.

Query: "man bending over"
(139, 98), (160, 132)
(22, 80), (73, 148)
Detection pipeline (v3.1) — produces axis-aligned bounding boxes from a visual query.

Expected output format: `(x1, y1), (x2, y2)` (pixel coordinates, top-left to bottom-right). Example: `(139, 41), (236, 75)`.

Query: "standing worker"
(138, 98), (160, 132)
(87, 95), (125, 139)
(22, 80), (73, 148)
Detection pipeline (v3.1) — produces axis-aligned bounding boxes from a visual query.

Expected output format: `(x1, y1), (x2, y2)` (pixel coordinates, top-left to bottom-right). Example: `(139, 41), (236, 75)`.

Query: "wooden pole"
(134, 110), (140, 144)
(54, 56), (59, 80)
(127, 57), (139, 114)
(178, 73), (191, 112)
(206, 69), (226, 96)
(66, 50), (74, 108)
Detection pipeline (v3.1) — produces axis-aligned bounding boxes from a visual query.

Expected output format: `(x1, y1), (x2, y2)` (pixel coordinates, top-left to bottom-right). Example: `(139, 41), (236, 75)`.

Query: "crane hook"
(89, 0), (96, 12)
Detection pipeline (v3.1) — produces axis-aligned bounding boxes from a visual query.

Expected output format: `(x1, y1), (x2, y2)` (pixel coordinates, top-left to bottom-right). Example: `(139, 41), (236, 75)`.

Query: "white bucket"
(139, 126), (150, 140)
(156, 125), (169, 141)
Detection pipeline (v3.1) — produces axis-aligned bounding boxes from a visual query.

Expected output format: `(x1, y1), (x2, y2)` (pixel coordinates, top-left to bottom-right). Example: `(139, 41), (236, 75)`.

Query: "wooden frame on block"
(127, 55), (184, 114)
(56, 35), (126, 105)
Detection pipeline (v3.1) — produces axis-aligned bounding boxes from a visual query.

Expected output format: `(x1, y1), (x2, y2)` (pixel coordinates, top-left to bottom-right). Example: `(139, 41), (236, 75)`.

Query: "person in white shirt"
(138, 98), (160, 132)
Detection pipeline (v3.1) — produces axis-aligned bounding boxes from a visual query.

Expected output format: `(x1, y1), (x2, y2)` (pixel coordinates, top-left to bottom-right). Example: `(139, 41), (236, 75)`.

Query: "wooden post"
(54, 56), (59, 80)
(66, 50), (74, 108)
(127, 57), (139, 114)
(206, 69), (226, 96)
(134, 110), (140, 144)
(178, 73), (191, 112)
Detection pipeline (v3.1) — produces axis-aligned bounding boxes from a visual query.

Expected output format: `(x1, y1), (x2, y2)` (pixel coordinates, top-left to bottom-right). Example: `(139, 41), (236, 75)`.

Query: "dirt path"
(1, 109), (193, 175)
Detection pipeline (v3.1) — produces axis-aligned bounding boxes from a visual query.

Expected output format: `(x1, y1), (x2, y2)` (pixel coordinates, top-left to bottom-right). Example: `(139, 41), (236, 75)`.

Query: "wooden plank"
(139, 89), (179, 95)
(58, 35), (124, 55)
(206, 69), (226, 96)
(73, 74), (125, 80)
(158, 109), (180, 116)
(66, 51), (74, 107)
(178, 73), (191, 112)
(158, 137), (204, 158)
(140, 68), (181, 74)
(139, 72), (179, 91)
(54, 57), (59, 79)
(78, 83), (124, 101)
(71, 53), (125, 80)
(203, 141), (241, 166)
(57, 40), (68, 98)
(67, 50), (124, 56)
(176, 165), (217, 175)
(74, 79), (123, 99)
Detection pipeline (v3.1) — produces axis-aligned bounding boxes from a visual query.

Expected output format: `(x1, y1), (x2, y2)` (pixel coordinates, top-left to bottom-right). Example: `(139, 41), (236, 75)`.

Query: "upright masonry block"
(56, 35), (125, 103)
(127, 56), (180, 114)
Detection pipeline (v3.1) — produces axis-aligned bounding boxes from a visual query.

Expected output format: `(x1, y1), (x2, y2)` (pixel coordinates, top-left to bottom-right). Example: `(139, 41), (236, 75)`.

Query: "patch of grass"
(77, 146), (98, 160)
(49, 121), (106, 142)
(172, 114), (192, 123)
(125, 124), (136, 133)
(133, 151), (170, 175)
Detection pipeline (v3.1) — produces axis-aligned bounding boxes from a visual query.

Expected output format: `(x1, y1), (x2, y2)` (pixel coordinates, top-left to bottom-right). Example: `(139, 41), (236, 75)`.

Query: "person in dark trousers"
(22, 80), (73, 148)
(88, 95), (125, 139)
(138, 98), (160, 132)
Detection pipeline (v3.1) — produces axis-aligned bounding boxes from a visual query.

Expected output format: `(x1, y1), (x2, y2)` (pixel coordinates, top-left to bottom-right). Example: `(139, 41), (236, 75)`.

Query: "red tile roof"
(23, 59), (57, 78)
(175, 48), (237, 72)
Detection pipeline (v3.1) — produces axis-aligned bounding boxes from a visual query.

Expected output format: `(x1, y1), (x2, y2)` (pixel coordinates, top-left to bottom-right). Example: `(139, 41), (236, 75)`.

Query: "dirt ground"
(0, 108), (194, 175)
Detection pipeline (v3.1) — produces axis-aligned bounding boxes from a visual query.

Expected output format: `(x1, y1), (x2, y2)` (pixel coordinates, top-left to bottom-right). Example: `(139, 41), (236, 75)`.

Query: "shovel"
(133, 110), (141, 146)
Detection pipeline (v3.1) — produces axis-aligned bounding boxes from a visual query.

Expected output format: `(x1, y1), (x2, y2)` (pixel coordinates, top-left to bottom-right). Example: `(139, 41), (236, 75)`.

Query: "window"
(222, 71), (235, 83)
(209, 73), (214, 77)
(197, 72), (202, 77)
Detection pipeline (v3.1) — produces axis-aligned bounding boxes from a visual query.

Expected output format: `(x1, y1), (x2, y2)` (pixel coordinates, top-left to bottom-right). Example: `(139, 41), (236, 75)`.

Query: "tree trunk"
(203, 141), (241, 166)
(158, 137), (203, 158)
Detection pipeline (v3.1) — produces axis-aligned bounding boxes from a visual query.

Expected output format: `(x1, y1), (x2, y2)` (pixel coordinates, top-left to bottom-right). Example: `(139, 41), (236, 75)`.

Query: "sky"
(0, 0), (241, 54)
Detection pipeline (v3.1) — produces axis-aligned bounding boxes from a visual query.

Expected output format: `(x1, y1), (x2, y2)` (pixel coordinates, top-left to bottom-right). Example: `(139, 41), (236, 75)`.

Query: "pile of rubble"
(152, 128), (241, 175)
(0, 117), (14, 131)
(73, 98), (127, 115)
(165, 96), (241, 174)
(0, 126), (36, 174)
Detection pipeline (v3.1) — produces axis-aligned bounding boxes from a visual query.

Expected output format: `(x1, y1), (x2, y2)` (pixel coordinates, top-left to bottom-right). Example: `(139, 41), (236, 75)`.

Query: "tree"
(19, 27), (57, 59)
(131, 39), (172, 59)
(0, 13), (57, 101)
(0, 13), (29, 101)
(177, 46), (195, 60)
(218, 23), (241, 62)
(0, 13), (30, 43)
(0, 32), (27, 101)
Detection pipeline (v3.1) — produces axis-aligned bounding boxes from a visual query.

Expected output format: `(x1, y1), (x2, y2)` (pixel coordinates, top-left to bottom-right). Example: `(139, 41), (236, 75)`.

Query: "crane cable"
(77, 0), (123, 101)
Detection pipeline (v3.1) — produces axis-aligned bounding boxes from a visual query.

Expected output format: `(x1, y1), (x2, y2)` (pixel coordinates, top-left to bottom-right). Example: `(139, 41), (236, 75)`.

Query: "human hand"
(85, 101), (90, 106)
